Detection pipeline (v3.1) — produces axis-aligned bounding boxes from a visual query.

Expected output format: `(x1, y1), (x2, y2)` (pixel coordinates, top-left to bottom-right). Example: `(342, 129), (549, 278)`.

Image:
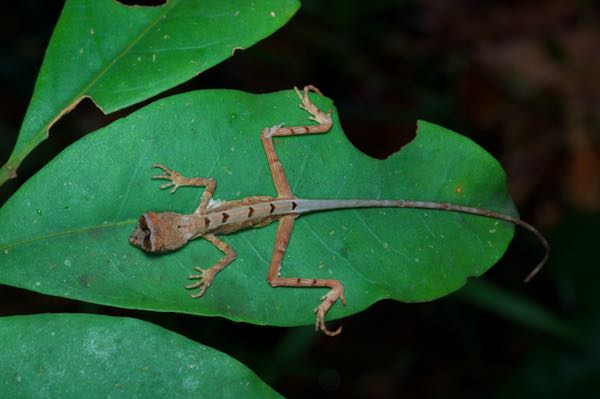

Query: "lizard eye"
(139, 216), (153, 251)
(143, 232), (152, 249)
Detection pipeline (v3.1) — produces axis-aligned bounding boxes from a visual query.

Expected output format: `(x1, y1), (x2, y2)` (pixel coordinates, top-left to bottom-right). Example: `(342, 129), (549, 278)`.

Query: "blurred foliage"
(1, 0), (599, 398)
(495, 214), (600, 398)
(0, 314), (282, 398)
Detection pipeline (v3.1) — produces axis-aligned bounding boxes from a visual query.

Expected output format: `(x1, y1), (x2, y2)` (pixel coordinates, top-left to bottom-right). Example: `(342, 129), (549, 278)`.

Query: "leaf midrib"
(0, 219), (136, 252)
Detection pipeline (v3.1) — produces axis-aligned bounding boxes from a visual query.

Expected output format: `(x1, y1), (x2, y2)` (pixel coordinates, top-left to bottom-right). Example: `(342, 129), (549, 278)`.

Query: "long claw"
(314, 305), (343, 336)
(190, 289), (206, 298)
(152, 163), (171, 172)
(304, 85), (324, 96)
(321, 323), (343, 336)
(159, 182), (175, 189)
(293, 86), (303, 101)
(185, 281), (201, 289)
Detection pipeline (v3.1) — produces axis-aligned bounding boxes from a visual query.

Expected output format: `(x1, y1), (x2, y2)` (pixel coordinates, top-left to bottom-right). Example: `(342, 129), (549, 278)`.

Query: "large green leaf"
(0, 0), (299, 184)
(0, 313), (281, 398)
(0, 89), (515, 328)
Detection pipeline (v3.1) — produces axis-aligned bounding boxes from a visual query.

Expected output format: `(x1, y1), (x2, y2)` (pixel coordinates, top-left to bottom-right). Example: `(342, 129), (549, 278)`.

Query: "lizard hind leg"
(260, 85), (334, 199)
(295, 85), (333, 126)
(267, 215), (347, 336)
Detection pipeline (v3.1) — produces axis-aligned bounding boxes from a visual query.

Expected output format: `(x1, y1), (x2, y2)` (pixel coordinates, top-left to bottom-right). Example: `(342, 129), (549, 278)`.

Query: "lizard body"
(129, 86), (548, 335)
(132, 197), (544, 255)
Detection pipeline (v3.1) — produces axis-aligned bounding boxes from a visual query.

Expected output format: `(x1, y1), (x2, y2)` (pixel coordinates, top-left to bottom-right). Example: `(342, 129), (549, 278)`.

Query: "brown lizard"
(129, 85), (549, 336)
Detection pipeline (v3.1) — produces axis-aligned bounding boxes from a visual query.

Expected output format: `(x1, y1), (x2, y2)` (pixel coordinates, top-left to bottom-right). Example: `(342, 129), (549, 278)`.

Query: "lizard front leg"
(266, 215), (346, 336)
(152, 163), (216, 214)
(186, 234), (237, 297)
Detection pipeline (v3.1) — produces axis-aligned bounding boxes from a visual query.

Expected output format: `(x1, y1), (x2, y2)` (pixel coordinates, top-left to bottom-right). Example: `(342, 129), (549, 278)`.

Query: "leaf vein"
(301, 220), (378, 286)
(0, 220), (135, 252)
(353, 211), (412, 263)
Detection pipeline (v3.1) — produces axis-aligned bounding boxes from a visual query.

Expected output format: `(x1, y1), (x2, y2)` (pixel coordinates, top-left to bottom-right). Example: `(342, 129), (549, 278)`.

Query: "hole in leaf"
(337, 103), (417, 160)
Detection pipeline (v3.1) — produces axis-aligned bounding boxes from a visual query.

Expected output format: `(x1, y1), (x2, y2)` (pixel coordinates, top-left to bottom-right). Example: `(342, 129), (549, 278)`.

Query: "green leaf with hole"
(0, 89), (515, 328)
(0, 313), (282, 398)
(0, 0), (299, 185)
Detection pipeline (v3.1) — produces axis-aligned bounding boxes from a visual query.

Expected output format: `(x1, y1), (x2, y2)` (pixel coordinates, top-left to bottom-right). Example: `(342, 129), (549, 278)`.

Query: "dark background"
(1, 1), (600, 398)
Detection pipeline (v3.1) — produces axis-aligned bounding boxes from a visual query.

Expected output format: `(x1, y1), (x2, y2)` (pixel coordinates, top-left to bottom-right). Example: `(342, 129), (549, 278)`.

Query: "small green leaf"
(0, 89), (515, 328)
(1, 0), (299, 185)
(0, 313), (281, 398)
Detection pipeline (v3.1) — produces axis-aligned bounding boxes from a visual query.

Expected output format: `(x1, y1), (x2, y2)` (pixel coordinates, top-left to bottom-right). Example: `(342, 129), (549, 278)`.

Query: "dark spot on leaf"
(79, 275), (92, 288)
(340, 246), (350, 258)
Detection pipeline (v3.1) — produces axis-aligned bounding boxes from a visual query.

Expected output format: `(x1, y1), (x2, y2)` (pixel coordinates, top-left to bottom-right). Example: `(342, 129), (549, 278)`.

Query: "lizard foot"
(185, 266), (218, 298)
(313, 285), (346, 336)
(294, 85), (332, 126)
(152, 163), (186, 193)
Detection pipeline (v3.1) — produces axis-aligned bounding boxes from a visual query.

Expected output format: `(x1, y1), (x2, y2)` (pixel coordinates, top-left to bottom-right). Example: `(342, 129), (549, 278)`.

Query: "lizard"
(129, 85), (549, 336)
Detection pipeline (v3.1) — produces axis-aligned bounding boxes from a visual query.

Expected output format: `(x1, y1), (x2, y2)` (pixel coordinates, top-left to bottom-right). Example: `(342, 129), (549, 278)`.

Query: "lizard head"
(129, 212), (192, 253)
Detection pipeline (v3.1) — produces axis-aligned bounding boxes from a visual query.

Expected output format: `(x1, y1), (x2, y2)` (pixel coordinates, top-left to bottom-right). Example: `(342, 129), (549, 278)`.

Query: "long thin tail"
(294, 199), (548, 282)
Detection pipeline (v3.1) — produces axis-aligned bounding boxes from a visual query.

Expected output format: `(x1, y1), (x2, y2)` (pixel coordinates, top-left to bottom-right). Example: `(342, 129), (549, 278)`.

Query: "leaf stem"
(0, 130), (44, 187)
(0, 162), (17, 186)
